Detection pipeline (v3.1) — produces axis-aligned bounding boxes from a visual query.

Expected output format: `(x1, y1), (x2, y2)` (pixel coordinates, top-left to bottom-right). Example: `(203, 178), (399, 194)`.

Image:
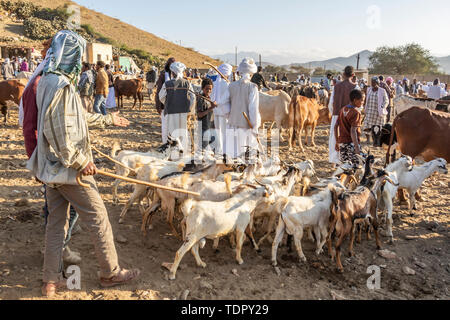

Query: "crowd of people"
(328, 67), (449, 169)
(13, 26), (450, 298)
(1, 56), (41, 80)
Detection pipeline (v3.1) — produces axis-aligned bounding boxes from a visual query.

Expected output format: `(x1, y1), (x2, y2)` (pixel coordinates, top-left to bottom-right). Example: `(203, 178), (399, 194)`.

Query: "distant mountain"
(213, 50), (450, 74)
(436, 56), (450, 74)
(212, 51), (296, 66)
(289, 50), (373, 71)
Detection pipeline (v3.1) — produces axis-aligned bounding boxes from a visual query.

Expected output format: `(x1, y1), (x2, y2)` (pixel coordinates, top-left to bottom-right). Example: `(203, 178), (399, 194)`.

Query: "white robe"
(225, 74), (261, 158)
(105, 87), (116, 109)
(211, 77), (231, 155)
(328, 116), (340, 165)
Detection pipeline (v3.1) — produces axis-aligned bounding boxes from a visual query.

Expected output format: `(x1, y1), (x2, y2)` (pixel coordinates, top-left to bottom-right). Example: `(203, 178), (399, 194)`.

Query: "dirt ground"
(0, 97), (449, 301)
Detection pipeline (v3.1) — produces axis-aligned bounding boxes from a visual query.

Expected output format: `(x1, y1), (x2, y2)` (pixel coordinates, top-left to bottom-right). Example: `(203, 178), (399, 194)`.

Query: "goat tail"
(224, 173), (233, 195)
(199, 238), (206, 249)
(111, 141), (121, 158)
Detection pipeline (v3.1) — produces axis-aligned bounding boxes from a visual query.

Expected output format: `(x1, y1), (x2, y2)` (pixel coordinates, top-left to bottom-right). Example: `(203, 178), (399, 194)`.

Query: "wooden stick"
(91, 145), (137, 174)
(203, 62), (230, 83)
(76, 170), (201, 196)
(243, 112), (264, 152)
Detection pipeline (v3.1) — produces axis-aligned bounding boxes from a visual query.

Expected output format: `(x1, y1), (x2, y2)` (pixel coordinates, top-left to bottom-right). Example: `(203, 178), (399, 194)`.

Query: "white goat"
(251, 167), (302, 246)
(141, 163), (233, 237)
(111, 135), (184, 203)
(376, 156), (414, 243)
(397, 158), (448, 216)
(271, 184), (341, 266)
(118, 158), (186, 223)
(168, 184), (274, 280)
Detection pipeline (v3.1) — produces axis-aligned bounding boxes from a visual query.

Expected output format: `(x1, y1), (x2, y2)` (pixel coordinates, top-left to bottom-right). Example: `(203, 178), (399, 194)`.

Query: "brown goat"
(327, 173), (397, 272)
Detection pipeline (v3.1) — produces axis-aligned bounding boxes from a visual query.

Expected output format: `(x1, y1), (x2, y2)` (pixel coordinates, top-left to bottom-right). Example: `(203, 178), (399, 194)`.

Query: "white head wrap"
(207, 68), (218, 77)
(169, 61), (186, 79)
(237, 58), (257, 76)
(4, 58), (10, 64)
(218, 63), (233, 77)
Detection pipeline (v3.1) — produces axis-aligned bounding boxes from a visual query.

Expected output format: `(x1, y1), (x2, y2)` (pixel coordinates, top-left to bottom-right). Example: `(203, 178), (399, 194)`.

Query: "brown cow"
(114, 78), (144, 109)
(386, 106), (450, 163)
(0, 80), (25, 123)
(288, 95), (331, 151)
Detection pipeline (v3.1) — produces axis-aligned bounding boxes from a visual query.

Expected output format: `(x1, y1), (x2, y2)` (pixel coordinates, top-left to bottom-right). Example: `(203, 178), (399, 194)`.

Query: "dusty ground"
(0, 97), (449, 301)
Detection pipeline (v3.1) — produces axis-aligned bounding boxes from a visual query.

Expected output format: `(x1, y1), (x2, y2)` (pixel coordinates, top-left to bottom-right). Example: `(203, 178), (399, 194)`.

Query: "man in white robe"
(159, 62), (196, 153)
(211, 63), (232, 156)
(226, 58), (260, 159)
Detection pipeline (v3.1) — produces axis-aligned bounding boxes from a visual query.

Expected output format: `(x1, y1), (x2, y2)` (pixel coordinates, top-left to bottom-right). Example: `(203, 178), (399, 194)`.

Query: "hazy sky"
(74, 0), (450, 62)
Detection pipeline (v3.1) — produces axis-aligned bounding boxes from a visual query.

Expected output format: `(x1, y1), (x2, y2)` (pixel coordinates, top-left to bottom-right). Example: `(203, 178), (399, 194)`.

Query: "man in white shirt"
(428, 79), (445, 100)
(211, 63), (232, 156)
(226, 58), (260, 159)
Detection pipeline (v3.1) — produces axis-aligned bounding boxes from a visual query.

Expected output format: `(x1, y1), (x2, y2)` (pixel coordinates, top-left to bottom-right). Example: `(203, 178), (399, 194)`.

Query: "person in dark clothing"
(196, 78), (217, 149)
(281, 73), (288, 82)
(251, 66), (269, 90)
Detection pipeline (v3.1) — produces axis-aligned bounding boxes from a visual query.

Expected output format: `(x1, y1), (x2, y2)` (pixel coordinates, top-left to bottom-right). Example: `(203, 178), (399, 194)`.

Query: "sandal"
(99, 268), (141, 288)
(41, 281), (67, 298)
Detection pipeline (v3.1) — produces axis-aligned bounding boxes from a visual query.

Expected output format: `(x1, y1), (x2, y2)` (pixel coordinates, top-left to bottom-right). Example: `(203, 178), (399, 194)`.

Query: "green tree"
(369, 43), (439, 74)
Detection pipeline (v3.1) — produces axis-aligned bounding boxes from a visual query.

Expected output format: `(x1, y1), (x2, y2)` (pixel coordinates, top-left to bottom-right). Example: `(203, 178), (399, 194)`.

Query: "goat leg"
(245, 224), (260, 252)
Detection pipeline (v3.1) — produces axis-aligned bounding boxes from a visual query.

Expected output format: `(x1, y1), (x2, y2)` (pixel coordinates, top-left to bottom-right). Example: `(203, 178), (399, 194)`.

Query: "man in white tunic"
(159, 62), (196, 152)
(226, 58), (260, 159)
(211, 63), (232, 156)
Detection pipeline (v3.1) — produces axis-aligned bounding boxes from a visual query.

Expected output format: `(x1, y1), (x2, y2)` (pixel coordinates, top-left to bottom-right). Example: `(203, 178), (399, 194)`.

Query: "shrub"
(23, 17), (57, 40)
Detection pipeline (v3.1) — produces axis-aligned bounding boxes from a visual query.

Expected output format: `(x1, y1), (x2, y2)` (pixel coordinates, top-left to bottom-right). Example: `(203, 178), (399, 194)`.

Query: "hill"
(0, 0), (220, 68)
(216, 50), (450, 74)
(289, 50), (372, 71)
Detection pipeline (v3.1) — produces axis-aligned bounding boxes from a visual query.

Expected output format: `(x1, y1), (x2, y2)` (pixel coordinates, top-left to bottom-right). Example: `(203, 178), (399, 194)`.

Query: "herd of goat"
(97, 136), (448, 279)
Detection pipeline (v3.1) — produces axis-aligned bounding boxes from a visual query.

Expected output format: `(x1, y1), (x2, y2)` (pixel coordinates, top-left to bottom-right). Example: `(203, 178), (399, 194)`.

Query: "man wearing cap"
(226, 58), (260, 159)
(211, 63), (233, 156)
(159, 61), (196, 152)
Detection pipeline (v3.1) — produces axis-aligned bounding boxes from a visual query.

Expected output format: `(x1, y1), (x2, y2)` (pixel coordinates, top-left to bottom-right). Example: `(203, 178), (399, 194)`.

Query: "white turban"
(237, 58), (257, 76)
(207, 68), (218, 77)
(170, 61), (186, 79)
(4, 58), (10, 64)
(218, 63), (233, 77)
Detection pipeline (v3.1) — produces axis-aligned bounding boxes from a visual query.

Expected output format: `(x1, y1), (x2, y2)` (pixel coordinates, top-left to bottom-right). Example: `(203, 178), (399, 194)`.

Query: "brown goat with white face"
(327, 172), (397, 273)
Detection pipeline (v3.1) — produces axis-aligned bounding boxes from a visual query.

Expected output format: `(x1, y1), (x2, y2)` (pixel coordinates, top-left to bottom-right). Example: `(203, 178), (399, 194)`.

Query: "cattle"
(0, 80), (25, 124)
(259, 90), (291, 133)
(114, 78), (144, 109)
(299, 85), (320, 102)
(393, 95), (438, 117)
(386, 107), (450, 164)
(288, 95), (332, 151)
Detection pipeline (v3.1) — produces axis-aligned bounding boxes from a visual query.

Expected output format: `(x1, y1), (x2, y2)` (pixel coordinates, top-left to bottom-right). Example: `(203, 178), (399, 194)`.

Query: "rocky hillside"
(0, 0), (220, 69)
